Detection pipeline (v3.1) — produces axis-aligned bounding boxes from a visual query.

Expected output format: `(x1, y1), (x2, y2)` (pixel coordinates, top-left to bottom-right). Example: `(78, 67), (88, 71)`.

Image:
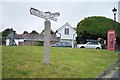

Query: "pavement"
(112, 68), (120, 79)
(98, 61), (120, 79)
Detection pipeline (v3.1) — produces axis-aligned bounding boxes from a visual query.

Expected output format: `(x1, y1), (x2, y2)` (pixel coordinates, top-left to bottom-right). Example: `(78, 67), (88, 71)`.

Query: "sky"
(0, 0), (120, 34)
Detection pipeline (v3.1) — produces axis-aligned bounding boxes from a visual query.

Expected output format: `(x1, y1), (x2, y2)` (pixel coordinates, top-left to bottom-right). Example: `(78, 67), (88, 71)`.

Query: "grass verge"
(2, 46), (118, 78)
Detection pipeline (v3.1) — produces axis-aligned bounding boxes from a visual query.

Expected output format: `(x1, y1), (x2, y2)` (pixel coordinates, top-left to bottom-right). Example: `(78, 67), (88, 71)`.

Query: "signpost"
(30, 7), (60, 64)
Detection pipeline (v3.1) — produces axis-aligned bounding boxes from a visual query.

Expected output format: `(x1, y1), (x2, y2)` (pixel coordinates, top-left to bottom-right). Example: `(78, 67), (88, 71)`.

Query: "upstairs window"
(65, 28), (69, 35)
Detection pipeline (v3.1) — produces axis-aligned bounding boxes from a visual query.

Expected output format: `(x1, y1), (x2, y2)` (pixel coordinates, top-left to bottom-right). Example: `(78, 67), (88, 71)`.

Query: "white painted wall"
(6, 39), (9, 46)
(58, 26), (76, 40)
(6, 39), (24, 46)
(14, 39), (24, 46)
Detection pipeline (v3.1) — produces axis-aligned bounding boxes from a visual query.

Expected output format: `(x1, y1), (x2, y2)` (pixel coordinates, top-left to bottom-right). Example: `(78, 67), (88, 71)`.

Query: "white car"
(77, 42), (102, 49)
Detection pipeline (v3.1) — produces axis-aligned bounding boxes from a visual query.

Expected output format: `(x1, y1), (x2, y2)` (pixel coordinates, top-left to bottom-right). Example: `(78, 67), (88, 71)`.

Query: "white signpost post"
(30, 7), (60, 64)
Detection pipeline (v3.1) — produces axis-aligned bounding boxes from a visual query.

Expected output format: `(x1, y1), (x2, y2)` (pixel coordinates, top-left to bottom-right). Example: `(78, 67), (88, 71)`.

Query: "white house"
(56, 22), (77, 48)
(6, 34), (24, 46)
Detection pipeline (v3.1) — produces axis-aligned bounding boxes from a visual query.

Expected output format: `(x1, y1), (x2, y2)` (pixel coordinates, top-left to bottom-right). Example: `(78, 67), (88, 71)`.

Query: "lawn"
(2, 46), (118, 78)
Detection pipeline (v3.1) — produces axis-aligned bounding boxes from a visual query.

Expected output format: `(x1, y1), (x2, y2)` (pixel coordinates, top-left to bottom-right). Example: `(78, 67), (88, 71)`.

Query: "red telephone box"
(107, 30), (116, 51)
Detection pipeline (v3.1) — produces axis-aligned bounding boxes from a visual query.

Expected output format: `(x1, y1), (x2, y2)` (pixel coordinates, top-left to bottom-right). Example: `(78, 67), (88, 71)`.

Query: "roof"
(7, 34), (24, 39)
(40, 29), (55, 35)
(24, 34), (59, 41)
(24, 34), (44, 40)
(56, 22), (76, 32)
(7, 33), (59, 41)
(73, 28), (76, 31)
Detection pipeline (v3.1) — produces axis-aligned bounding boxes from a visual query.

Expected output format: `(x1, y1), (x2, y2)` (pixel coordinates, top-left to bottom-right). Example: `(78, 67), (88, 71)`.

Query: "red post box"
(107, 30), (116, 51)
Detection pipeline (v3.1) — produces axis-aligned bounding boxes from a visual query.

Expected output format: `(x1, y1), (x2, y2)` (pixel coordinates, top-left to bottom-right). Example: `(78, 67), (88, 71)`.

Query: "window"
(87, 42), (99, 45)
(64, 28), (69, 35)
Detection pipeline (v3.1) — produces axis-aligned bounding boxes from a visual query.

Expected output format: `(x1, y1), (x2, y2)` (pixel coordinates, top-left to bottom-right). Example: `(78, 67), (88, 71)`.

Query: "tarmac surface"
(112, 68), (120, 79)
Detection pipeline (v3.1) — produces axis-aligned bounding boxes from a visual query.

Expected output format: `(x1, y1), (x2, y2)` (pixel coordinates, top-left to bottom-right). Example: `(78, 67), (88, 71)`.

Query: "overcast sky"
(0, 0), (119, 34)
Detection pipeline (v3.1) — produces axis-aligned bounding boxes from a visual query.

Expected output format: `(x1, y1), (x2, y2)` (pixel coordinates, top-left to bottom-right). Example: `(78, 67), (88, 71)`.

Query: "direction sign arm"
(30, 7), (59, 22)
(30, 7), (40, 14)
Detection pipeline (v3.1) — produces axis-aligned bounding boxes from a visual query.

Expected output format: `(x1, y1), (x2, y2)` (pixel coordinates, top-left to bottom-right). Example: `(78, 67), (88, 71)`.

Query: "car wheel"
(96, 47), (100, 49)
(80, 46), (85, 48)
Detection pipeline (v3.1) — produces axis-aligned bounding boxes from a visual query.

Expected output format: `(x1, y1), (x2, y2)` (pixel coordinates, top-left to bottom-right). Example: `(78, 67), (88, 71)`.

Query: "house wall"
(58, 26), (76, 40)
(60, 39), (72, 44)
(24, 40), (44, 46)
(24, 40), (35, 46)
(14, 39), (24, 46)
(6, 39), (9, 46)
(6, 39), (24, 46)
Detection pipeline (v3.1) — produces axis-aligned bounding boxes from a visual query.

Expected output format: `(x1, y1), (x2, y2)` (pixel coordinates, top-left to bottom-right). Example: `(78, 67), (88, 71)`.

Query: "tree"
(30, 30), (39, 34)
(2, 28), (14, 45)
(77, 16), (120, 45)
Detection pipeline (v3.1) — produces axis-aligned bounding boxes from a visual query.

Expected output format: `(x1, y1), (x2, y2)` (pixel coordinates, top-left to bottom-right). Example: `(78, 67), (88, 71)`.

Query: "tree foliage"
(2, 28), (14, 45)
(77, 16), (120, 44)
